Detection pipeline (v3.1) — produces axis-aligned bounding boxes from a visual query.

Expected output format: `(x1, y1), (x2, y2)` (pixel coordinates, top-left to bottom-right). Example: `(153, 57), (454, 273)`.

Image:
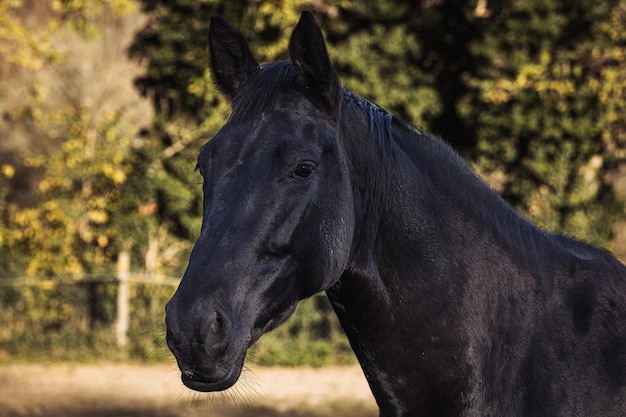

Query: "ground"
(0, 363), (377, 417)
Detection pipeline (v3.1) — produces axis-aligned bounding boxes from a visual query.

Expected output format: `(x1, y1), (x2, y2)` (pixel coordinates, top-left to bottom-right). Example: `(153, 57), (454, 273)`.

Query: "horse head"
(165, 12), (354, 392)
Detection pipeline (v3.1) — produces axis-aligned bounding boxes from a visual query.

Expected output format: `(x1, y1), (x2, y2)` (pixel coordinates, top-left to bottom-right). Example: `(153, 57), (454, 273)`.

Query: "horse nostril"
(196, 309), (229, 349)
(207, 311), (222, 336)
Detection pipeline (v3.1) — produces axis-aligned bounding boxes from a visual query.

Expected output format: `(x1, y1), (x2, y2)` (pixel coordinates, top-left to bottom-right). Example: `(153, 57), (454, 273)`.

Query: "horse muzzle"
(165, 297), (248, 392)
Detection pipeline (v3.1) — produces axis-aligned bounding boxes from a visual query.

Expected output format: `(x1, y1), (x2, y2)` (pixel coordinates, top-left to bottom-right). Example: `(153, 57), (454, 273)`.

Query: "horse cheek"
(304, 186), (354, 293)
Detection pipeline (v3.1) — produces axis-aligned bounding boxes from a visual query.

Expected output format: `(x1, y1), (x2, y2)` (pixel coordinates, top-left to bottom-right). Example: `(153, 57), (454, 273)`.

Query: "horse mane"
(375, 103), (620, 267)
(343, 92), (395, 144)
(339, 90), (571, 268)
(341, 88), (485, 197)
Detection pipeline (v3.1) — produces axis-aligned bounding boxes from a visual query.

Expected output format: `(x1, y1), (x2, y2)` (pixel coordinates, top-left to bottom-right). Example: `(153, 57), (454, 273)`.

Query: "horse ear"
(209, 15), (259, 100)
(289, 12), (341, 111)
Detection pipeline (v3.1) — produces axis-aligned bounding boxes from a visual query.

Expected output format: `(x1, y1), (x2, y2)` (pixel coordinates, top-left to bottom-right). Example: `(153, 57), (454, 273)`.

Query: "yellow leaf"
(96, 234), (109, 248)
(1, 164), (15, 179)
(112, 169), (126, 184)
(88, 210), (108, 224)
(39, 179), (50, 193)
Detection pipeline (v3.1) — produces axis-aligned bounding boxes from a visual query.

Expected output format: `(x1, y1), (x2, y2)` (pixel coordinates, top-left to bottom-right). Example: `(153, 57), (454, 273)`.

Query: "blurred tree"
(0, 0), (149, 275)
(0, 0), (623, 364)
(458, 0), (626, 247)
(128, 0), (625, 254)
(1, 105), (134, 275)
(0, 1), (60, 71)
(128, 0), (303, 120)
(323, 1), (478, 149)
(4, 0), (623, 273)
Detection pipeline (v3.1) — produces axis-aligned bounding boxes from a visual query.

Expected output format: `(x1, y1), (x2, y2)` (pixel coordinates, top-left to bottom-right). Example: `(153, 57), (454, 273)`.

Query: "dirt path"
(0, 363), (377, 417)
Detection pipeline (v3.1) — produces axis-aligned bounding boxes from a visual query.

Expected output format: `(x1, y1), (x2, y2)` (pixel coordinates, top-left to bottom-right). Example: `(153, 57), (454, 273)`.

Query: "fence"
(0, 255), (180, 362)
(0, 255), (355, 365)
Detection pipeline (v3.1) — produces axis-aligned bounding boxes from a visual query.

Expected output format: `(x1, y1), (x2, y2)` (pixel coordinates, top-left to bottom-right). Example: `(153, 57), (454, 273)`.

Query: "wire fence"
(0, 273), (180, 287)
(0, 254), (354, 366)
(0, 259), (180, 362)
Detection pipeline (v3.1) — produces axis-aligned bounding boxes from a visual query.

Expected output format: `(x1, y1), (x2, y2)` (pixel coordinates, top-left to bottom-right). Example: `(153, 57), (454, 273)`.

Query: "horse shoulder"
(527, 237), (626, 413)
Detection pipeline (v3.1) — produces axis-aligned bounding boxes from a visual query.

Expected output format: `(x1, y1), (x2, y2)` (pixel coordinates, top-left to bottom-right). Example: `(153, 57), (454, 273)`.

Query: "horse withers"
(165, 12), (626, 417)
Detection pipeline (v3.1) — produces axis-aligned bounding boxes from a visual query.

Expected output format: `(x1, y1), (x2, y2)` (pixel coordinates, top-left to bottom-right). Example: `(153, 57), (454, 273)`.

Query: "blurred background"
(0, 0), (625, 415)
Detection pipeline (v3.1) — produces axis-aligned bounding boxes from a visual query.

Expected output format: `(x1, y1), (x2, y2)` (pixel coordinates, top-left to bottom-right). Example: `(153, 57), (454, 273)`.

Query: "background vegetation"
(1, 0), (625, 364)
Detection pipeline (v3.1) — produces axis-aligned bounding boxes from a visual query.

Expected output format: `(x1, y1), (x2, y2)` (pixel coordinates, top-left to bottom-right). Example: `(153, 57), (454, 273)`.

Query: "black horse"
(165, 12), (626, 417)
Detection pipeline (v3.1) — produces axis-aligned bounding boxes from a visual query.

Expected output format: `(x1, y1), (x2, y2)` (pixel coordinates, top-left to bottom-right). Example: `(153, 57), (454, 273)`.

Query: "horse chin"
(179, 352), (246, 392)
(180, 365), (243, 392)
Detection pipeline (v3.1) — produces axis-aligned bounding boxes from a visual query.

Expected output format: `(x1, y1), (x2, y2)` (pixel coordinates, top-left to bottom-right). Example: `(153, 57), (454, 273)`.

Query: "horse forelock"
(229, 60), (339, 123)
(229, 61), (299, 121)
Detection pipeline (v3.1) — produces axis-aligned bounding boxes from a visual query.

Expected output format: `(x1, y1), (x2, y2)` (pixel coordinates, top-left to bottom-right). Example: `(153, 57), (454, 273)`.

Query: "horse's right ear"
(289, 12), (341, 113)
(209, 15), (259, 100)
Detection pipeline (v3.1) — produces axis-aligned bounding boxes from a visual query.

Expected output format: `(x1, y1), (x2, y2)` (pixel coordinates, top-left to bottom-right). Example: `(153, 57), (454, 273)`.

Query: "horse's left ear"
(289, 12), (341, 112)
(209, 15), (259, 100)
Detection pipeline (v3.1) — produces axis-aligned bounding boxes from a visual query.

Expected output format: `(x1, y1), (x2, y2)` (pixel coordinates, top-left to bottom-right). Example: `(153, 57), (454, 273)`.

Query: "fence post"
(116, 251), (130, 348)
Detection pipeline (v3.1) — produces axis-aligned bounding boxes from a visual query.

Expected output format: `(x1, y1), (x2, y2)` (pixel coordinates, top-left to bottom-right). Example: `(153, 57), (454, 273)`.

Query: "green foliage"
(459, 0), (626, 246)
(250, 296), (355, 367)
(0, 0), (194, 277)
(0, 277), (163, 362)
(0, 1), (62, 70)
(0, 104), (135, 274)
(0, 279), (353, 366)
(1, 0), (626, 366)
(129, 0), (625, 251)
(129, 0), (215, 120)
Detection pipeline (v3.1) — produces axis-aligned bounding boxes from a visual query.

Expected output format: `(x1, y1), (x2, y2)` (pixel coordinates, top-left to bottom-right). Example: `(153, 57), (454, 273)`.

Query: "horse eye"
(293, 164), (315, 179)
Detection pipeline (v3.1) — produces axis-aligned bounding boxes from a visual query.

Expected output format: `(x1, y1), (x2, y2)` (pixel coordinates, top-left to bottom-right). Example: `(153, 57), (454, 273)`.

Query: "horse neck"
(337, 97), (533, 291)
(328, 99), (545, 415)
